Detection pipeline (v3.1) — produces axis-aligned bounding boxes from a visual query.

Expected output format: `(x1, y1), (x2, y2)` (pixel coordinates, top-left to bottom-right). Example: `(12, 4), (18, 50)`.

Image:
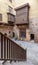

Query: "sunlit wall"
(0, 0), (15, 23)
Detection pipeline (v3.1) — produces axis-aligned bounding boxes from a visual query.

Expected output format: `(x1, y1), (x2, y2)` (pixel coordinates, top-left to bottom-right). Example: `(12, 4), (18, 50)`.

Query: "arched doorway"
(13, 32), (15, 38)
(30, 34), (34, 40)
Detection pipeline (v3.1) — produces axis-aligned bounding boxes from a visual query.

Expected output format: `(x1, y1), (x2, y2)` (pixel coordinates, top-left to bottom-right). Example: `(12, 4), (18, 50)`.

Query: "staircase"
(0, 32), (26, 65)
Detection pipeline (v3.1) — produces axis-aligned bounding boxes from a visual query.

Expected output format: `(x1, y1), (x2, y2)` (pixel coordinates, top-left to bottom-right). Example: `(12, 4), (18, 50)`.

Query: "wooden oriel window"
(7, 13), (15, 23)
(9, 0), (12, 3)
(0, 14), (2, 21)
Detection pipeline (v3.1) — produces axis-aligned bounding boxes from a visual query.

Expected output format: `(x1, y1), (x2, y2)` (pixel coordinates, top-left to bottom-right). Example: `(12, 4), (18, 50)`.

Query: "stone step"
(0, 61), (4, 65)
(3, 60), (34, 65)
(3, 61), (11, 65)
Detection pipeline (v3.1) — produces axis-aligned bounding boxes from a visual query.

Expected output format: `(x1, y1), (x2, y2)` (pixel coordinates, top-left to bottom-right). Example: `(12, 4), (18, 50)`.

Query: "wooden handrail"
(0, 32), (26, 61)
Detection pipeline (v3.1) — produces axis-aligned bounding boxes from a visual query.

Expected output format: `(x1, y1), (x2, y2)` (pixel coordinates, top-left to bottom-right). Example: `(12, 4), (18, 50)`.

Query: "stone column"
(26, 29), (30, 41)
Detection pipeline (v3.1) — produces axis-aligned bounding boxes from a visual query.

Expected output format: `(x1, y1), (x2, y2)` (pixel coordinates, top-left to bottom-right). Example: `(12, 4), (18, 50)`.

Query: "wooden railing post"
(1, 34), (3, 59)
(0, 32), (26, 61)
(4, 36), (6, 59)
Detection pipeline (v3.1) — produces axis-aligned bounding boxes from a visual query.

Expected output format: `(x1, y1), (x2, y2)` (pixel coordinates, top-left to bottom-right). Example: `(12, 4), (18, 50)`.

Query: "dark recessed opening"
(31, 34), (34, 40)
(13, 32), (15, 37)
(20, 29), (26, 38)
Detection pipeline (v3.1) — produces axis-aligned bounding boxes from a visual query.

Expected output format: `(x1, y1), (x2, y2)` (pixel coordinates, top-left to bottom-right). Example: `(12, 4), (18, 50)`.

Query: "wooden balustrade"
(0, 32), (26, 61)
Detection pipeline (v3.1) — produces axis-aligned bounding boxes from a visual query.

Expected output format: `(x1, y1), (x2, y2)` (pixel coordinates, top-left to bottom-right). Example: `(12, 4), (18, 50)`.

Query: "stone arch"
(13, 32), (15, 38)
(13, 25), (20, 39)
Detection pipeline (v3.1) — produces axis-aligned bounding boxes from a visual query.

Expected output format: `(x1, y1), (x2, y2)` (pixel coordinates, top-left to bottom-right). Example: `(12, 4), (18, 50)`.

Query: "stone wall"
(25, 29), (30, 41)
(13, 25), (30, 41)
(34, 33), (38, 43)
(0, 25), (13, 38)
